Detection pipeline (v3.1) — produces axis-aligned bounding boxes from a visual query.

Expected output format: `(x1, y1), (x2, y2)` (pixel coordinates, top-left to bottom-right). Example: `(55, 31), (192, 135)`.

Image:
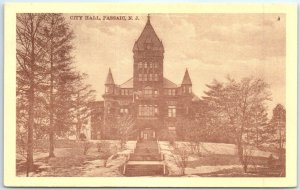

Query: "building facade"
(97, 15), (200, 140)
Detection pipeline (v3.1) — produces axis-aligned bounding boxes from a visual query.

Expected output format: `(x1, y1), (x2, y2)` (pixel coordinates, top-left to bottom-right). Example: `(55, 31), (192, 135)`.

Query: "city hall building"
(90, 15), (201, 140)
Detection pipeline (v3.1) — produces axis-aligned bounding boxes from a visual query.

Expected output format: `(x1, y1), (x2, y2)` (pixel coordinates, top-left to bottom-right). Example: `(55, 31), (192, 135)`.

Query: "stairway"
(124, 140), (166, 176)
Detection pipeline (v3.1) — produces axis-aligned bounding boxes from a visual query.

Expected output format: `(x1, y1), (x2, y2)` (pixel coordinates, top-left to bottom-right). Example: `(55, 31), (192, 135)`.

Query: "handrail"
(157, 139), (160, 154)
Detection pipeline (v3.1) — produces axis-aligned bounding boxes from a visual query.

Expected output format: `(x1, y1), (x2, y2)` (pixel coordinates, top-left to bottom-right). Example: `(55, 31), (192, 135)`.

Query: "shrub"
(83, 141), (93, 155)
(79, 133), (87, 141)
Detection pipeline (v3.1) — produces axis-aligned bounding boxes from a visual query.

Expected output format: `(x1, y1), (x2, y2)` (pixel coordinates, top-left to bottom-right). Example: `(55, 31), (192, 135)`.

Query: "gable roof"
(163, 78), (177, 88)
(120, 78), (133, 88)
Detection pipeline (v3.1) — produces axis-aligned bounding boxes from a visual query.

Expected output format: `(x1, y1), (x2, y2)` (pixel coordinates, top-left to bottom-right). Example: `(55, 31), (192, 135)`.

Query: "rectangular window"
(138, 62), (143, 69)
(144, 89), (152, 95)
(154, 105), (158, 115)
(144, 63), (147, 68)
(129, 89), (133, 95)
(144, 74), (147, 81)
(139, 74), (143, 81)
(154, 63), (158, 68)
(149, 74), (153, 81)
(139, 105), (142, 116)
(154, 74), (158, 81)
(121, 89), (124, 95)
(121, 108), (128, 114)
(138, 105), (157, 117)
(168, 106), (176, 117)
(172, 89), (176, 96)
(149, 63), (153, 68)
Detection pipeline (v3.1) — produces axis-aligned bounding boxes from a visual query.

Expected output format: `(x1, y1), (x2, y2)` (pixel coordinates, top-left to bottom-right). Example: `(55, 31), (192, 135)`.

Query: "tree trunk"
(48, 26), (55, 158)
(26, 19), (36, 176)
(237, 140), (248, 173)
(49, 70), (55, 157)
(26, 84), (35, 176)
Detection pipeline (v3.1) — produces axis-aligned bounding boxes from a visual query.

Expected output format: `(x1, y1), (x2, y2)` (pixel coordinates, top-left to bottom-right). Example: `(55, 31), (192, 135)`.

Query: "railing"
(157, 139), (167, 176)
(157, 139), (161, 154)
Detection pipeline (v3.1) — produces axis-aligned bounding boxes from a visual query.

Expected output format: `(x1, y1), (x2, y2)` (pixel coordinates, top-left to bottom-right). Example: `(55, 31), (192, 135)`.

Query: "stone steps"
(124, 164), (164, 176)
(129, 153), (162, 161)
(124, 140), (166, 176)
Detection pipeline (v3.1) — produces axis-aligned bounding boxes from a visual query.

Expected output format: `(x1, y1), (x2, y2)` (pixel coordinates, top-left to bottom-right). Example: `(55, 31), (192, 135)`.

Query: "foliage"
(203, 76), (272, 172)
(82, 141), (93, 155)
(106, 114), (136, 150)
(170, 143), (190, 175)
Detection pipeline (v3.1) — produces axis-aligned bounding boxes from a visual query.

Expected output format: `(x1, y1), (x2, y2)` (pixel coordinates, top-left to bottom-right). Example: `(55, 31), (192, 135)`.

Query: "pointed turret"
(133, 14), (164, 52)
(105, 68), (115, 95)
(181, 68), (192, 95)
(181, 69), (192, 85)
(105, 68), (115, 85)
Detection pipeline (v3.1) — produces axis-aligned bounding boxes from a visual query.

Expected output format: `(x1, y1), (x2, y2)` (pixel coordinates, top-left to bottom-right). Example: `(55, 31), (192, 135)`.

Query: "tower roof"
(181, 69), (192, 85)
(105, 68), (115, 85)
(133, 14), (164, 52)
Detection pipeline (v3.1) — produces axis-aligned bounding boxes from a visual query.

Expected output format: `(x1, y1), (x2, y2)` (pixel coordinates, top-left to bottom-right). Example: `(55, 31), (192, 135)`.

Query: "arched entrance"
(140, 127), (156, 141)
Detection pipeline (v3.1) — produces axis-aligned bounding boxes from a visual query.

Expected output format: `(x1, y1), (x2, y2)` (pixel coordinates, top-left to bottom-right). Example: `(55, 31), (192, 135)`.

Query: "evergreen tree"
(16, 13), (47, 175)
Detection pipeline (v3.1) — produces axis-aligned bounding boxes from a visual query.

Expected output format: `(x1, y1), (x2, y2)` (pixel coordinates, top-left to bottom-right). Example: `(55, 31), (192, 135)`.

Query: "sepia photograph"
(4, 3), (297, 187)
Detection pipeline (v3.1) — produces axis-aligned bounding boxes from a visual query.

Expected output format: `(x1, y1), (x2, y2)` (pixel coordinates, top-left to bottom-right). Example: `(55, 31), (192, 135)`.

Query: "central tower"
(132, 15), (164, 95)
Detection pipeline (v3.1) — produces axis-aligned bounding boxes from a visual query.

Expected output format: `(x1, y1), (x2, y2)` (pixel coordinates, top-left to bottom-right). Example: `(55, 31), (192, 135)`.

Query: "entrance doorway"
(140, 128), (156, 140)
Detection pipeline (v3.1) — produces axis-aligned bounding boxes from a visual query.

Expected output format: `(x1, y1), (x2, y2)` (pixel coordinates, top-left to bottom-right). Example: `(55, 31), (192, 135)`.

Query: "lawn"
(16, 139), (136, 177)
(158, 141), (278, 177)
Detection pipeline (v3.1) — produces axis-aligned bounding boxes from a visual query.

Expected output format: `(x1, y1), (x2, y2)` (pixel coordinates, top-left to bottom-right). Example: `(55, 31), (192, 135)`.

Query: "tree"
(16, 13), (47, 175)
(41, 13), (75, 157)
(116, 114), (136, 150)
(73, 73), (96, 140)
(106, 113), (136, 149)
(170, 143), (190, 176)
(175, 117), (208, 156)
(245, 104), (269, 148)
(203, 76), (271, 172)
(269, 104), (286, 166)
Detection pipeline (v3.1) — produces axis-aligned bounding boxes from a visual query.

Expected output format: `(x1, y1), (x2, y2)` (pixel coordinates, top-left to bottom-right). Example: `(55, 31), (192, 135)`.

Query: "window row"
(164, 89), (176, 96)
(143, 89), (159, 96)
(182, 86), (193, 93)
(138, 105), (159, 116)
(138, 74), (159, 81)
(120, 89), (133, 96)
(138, 62), (159, 69)
(120, 108), (129, 114)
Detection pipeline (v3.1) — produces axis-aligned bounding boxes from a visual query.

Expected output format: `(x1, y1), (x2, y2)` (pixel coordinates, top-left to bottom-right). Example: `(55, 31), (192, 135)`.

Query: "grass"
(187, 154), (268, 168)
(16, 139), (119, 177)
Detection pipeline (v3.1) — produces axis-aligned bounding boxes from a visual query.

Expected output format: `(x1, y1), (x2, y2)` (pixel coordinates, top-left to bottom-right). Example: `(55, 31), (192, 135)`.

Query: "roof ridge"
(120, 77), (133, 86)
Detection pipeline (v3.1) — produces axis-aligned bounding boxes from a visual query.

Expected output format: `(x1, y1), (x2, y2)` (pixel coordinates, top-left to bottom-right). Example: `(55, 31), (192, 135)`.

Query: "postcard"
(4, 3), (297, 187)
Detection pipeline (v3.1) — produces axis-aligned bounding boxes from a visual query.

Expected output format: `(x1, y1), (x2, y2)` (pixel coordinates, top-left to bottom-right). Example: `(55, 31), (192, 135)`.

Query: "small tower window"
(189, 87), (192, 93)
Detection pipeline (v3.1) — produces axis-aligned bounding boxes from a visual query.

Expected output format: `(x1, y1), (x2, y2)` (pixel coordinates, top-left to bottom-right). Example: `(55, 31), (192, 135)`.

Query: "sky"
(67, 13), (285, 113)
